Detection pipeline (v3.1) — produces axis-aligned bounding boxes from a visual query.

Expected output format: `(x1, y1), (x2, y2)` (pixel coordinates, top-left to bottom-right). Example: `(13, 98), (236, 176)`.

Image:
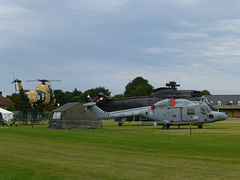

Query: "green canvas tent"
(49, 102), (102, 129)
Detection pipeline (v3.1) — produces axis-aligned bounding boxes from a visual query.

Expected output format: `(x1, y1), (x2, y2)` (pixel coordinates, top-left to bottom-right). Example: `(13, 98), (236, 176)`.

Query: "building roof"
(0, 91), (13, 107)
(205, 95), (240, 105)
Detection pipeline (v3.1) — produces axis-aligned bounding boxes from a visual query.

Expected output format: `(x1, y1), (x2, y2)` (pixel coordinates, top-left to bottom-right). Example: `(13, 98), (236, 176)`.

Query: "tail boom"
(83, 102), (108, 119)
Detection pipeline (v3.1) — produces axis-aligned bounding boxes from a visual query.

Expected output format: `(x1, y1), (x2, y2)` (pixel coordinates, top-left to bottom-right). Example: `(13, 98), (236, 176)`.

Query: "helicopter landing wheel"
(118, 123), (123, 126)
(162, 124), (170, 130)
(198, 125), (203, 129)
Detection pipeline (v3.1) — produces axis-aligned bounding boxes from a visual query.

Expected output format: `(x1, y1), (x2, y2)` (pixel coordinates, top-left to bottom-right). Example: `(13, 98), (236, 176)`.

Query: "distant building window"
(229, 101), (233, 105)
(210, 101), (213, 105)
(238, 101), (240, 105)
(217, 101), (221, 105)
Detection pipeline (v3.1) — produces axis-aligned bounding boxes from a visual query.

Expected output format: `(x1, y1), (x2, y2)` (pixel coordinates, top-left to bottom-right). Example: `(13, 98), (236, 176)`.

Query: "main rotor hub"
(166, 81), (180, 89)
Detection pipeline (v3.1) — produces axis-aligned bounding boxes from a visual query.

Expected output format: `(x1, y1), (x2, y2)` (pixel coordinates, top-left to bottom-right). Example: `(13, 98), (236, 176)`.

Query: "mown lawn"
(0, 119), (240, 180)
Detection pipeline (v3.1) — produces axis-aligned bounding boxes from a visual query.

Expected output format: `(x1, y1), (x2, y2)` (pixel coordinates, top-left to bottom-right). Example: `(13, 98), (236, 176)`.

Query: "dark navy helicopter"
(95, 81), (214, 113)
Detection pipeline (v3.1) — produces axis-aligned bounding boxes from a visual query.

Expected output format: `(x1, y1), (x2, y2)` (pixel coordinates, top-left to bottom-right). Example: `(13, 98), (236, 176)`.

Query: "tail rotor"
(87, 94), (93, 102)
(12, 79), (21, 92)
(95, 97), (104, 103)
(84, 94), (104, 111)
(11, 72), (18, 91)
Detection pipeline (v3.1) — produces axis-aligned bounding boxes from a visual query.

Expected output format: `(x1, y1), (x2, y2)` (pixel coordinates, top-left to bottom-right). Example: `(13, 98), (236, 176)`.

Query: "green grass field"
(0, 119), (240, 180)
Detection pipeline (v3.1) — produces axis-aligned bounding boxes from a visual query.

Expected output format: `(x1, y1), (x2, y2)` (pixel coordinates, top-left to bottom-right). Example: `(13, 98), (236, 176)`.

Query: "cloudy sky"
(1, 0), (240, 96)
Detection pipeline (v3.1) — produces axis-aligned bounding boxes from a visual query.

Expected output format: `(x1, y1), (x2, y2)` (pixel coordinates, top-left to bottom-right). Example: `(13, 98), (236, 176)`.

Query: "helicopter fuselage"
(25, 84), (55, 105)
(15, 80), (56, 106)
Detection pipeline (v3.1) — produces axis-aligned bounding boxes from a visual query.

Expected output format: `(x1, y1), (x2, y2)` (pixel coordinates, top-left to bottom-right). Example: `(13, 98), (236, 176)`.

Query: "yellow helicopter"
(12, 79), (60, 106)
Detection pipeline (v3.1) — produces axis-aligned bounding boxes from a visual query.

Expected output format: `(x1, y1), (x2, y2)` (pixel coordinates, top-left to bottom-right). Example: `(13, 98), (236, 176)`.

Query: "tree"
(124, 77), (154, 97)
(80, 87), (111, 102)
(202, 90), (211, 95)
(134, 86), (148, 96)
(112, 94), (125, 99)
(54, 89), (68, 106)
(54, 88), (82, 105)
(7, 93), (24, 111)
(72, 88), (82, 97)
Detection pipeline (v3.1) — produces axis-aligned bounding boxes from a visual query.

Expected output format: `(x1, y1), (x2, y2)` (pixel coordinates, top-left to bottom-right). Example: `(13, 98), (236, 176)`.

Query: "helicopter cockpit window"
(205, 105), (212, 113)
(52, 112), (61, 119)
(200, 105), (206, 115)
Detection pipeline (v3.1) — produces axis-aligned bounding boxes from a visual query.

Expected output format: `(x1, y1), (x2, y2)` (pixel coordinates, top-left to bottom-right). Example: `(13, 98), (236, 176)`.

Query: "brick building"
(0, 91), (13, 108)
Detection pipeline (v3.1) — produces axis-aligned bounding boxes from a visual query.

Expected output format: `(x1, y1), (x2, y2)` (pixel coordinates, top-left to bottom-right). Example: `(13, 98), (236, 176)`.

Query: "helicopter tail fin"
(83, 102), (108, 120)
(12, 79), (24, 93)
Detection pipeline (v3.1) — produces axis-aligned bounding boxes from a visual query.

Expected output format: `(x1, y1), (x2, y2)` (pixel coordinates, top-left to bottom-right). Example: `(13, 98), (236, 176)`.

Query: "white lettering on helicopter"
(192, 115), (199, 120)
(42, 93), (45, 100)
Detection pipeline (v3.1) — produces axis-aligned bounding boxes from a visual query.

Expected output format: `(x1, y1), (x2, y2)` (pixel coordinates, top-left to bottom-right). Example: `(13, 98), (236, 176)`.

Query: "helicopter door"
(181, 107), (199, 122)
(166, 107), (181, 122)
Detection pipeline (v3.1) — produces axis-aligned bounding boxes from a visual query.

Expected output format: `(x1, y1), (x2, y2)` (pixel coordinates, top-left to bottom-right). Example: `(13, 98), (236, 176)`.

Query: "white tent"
(0, 108), (13, 121)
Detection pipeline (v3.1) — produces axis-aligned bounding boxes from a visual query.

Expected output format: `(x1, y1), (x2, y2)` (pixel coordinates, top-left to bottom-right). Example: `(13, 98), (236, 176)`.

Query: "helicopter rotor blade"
(11, 72), (17, 91)
(95, 97), (104, 103)
(87, 94), (93, 102)
(47, 80), (61, 83)
(12, 81), (17, 91)
(27, 79), (61, 84)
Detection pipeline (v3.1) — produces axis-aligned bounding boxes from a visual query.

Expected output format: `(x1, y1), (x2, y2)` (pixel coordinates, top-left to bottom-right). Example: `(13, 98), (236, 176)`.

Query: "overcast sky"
(1, 0), (240, 96)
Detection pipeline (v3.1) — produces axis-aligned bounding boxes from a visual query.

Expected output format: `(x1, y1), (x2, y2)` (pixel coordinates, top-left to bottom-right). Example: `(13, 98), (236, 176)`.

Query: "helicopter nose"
(215, 112), (227, 121)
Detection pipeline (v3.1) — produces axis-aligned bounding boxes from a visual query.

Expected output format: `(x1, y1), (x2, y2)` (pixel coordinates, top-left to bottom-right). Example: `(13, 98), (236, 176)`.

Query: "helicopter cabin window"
(187, 108), (195, 115)
(52, 112), (61, 119)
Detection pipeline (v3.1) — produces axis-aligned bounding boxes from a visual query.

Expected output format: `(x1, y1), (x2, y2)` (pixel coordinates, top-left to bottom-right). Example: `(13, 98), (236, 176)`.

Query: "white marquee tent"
(0, 108), (13, 121)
